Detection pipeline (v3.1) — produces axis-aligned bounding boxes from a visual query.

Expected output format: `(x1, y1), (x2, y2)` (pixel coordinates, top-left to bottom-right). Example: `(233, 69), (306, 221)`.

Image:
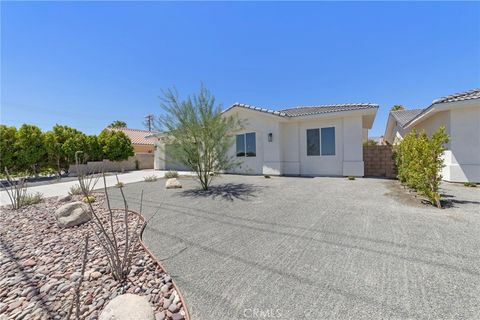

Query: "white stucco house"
(384, 88), (480, 183)
(152, 102), (378, 177)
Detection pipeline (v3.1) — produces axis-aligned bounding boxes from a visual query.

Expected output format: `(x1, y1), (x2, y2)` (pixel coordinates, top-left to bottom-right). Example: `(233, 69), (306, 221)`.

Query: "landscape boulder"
(54, 201), (90, 228)
(56, 195), (72, 203)
(165, 178), (182, 189)
(99, 294), (154, 320)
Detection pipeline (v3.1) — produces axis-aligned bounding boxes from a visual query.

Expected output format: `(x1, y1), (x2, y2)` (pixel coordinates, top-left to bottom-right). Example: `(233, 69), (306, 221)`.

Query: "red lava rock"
(84, 292), (94, 305)
(0, 195), (187, 319)
(23, 259), (36, 267)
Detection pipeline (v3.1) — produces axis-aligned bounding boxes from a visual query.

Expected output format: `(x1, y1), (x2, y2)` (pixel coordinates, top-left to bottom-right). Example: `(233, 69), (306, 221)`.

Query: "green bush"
(164, 170), (179, 179)
(347, 176), (355, 180)
(144, 175), (158, 182)
(264, 175), (271, 179)
(98, 130), (134, 162)
(394, 126), (449, 208)
(116, 181), (124, 188)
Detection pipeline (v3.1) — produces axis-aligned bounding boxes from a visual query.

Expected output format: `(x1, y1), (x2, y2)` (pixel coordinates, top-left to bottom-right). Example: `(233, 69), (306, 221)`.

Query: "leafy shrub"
(347, 176), (355, 180)
(69, 184), (83, 195)
(144, 175), (158, 182)
(116, 182), (124, 188)
(464, 182), (477, 187)
(264, 175), (271, 179)
(22, 192), (44, 206)
(394, 126), (449, 208)
(164, 170), (178, 179)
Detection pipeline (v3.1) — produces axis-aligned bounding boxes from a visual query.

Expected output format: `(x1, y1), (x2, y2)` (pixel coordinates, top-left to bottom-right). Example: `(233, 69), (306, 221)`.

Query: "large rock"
(165, 178), (182, 189)
(54, 201), (90, 228)
(99, 294), (154, 320)
(57, 195), (72, 203)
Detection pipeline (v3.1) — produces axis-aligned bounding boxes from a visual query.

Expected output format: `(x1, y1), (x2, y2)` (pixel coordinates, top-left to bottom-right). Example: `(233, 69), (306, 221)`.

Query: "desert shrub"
(22, 192), (44, 206)
(144, 175), (158, 182)
(164, 170), (178, 179)
(116, 182), (124, 188)
(0, 169), (28, 209)
(464, 182), (477, 187)
(82, 195), (96, 203)
(347, 176), (355, 180)
(68, 184), (83, 195)
(78, 173), (142, 283)
(394, 126), (449, 208)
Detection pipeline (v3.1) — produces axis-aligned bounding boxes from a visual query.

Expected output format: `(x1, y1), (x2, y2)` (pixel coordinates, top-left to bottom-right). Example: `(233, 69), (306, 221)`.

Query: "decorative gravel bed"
(0, 195), (187, 320)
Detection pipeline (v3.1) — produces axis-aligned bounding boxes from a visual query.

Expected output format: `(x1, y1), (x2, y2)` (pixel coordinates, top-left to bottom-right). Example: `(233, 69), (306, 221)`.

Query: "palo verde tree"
(98, 129), (134, 161)
(156, 85), (241, 190)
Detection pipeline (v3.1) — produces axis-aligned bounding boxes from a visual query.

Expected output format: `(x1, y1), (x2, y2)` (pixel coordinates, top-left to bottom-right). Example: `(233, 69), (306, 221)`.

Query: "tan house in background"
(108, 127), (156, 154)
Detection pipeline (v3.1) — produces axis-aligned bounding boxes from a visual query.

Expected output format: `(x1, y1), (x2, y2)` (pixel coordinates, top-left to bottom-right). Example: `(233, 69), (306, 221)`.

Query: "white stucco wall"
(226, 109), (281, 175)
(225, 109), (367, 177)
(445, 106), (480, 182)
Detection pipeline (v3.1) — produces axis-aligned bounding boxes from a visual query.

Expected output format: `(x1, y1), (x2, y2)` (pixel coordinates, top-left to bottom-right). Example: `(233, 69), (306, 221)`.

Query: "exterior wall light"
(268, 133), (273, 142)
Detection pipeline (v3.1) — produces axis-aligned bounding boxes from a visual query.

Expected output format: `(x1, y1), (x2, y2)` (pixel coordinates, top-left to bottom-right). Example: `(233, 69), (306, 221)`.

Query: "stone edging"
(109, 207), (191, 320)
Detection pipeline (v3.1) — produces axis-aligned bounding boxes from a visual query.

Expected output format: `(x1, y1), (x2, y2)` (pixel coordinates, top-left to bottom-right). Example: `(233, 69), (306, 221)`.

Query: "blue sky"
(1, 1), (479, 137)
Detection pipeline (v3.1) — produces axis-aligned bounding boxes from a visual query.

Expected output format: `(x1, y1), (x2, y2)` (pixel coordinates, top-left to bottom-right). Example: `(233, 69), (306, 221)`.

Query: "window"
(236, 132), (256, 157)
(306, 127), (335, 156)
(306, 129), (320, 156)
(245, 132), (256, 157)
(321, 127), (335, 155)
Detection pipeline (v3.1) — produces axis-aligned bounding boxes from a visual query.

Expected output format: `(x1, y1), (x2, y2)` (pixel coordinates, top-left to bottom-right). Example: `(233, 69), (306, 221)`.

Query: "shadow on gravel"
(441, 197), (480, 209)
(178, 183), (261, 201)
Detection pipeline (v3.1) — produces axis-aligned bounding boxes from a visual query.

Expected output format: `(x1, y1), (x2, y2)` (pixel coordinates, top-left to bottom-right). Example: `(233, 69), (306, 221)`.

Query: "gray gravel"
(107, 175), (480, 320)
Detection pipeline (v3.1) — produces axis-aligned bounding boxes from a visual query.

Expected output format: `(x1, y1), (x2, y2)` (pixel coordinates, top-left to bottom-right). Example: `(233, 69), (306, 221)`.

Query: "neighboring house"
(108, 127), (156, 154)
(384, 89), (480, 183)
(152, 102), (378, 177)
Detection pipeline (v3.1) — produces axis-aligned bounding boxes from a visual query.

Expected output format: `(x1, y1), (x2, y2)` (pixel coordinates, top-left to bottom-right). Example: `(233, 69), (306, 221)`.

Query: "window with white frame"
(306, 127), (335, 156)
(236, 132), (256, 157)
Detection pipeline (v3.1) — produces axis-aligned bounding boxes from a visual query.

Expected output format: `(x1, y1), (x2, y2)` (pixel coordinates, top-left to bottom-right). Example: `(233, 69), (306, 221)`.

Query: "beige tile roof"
(108, 128), (157, 145)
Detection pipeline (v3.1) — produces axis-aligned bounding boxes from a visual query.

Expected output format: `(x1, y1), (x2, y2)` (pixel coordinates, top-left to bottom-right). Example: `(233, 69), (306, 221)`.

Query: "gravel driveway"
(107, 175), (480, 320)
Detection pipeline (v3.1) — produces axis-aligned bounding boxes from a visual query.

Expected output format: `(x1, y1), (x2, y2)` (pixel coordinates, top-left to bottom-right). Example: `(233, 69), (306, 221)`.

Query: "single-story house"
(152, 102), (379, 177)
(108, 127), (156, 154)
(384, 88), (480, 183)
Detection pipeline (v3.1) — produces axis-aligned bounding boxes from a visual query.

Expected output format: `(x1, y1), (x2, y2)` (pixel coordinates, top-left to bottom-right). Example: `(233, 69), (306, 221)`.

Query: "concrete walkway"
(0, 170), (193, 205)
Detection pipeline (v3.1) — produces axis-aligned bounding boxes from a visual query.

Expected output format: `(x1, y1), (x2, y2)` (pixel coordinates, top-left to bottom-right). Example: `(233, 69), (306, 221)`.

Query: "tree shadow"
(177, 183), (261, 201)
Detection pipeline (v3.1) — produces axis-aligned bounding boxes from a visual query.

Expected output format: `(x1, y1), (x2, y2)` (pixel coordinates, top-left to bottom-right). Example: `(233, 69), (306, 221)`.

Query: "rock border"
(127, 208), (191, 320)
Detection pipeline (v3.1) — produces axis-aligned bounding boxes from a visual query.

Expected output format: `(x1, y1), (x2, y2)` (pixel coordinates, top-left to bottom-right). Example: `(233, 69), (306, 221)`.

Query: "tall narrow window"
(306, 129), (320, 156)
(236, 134), (245, 157)
(236, 132), (256, 157)
(245, 132), (256, 157)
(321, 127), (335, 155)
